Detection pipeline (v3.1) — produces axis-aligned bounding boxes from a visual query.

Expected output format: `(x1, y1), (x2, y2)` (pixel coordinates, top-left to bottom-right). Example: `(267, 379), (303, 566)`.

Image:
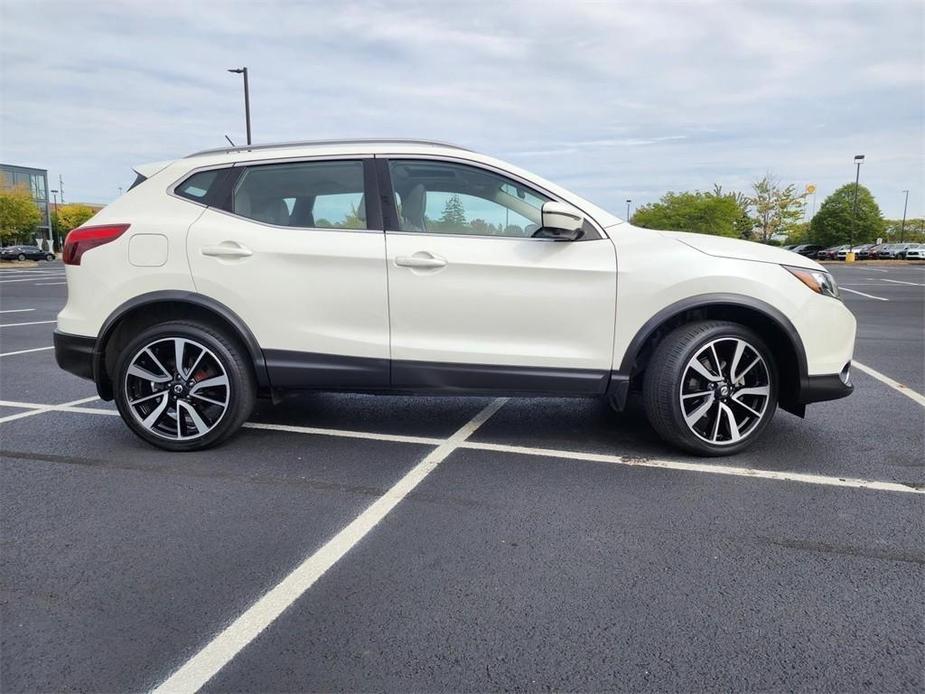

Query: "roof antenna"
(224, 135), (236, 146)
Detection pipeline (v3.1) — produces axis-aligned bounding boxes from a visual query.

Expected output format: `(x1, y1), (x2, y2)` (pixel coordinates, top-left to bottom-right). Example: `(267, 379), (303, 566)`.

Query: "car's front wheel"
(45, 254), (54, 261)
(17, 253), (25, 261)
(113, 321), (256, 451)
(642, 321), (778, 456)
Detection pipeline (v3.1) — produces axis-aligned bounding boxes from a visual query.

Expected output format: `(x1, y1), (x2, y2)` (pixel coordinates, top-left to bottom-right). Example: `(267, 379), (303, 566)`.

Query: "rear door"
(185, 158), (390, 388)
(380, 157), (617, 394)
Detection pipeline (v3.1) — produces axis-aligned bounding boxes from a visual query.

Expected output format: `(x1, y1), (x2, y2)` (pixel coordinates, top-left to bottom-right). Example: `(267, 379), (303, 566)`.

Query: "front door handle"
(395, 253), (446, 269)
(201, 242), (253, 258)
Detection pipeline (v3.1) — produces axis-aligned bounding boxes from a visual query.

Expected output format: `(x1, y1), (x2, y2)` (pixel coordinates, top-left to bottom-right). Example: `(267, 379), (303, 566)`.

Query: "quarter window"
(176, 170), (221, 202)
(387, 160), (549, 238)
(232, 160), (366, 229)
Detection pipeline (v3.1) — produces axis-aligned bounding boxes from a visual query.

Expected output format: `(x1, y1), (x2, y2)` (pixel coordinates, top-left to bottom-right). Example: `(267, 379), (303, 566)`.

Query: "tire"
(46, 254), (55, 261)
(642, 320), (778, 456)
(113, 320), (256, 451)
(17, 253), (25, 261)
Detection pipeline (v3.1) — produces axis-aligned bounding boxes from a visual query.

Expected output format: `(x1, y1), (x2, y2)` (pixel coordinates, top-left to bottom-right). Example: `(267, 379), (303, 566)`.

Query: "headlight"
(784, 265), (841, 299)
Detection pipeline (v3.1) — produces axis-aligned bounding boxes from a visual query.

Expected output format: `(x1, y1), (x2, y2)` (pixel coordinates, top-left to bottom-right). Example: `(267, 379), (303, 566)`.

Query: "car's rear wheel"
(642, 321), (777, 456)
(113, 321), (255, 451)
(17, 253), (25, 261)
(45, 254), (54, 261)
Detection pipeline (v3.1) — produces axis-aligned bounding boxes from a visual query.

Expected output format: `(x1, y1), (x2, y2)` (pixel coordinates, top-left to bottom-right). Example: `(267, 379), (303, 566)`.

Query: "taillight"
(62, 224), (130, 265)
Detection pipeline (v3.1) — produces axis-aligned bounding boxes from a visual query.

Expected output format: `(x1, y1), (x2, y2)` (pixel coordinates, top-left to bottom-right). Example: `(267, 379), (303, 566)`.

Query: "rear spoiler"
(128, 160), (174, 191)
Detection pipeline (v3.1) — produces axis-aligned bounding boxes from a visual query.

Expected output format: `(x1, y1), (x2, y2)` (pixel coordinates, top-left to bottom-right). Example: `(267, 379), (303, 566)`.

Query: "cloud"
(0, 0), (921, 217)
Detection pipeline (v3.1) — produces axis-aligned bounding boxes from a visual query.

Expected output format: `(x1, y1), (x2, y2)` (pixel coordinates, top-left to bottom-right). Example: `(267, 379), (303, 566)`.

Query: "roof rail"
(186, 138), (471, 158)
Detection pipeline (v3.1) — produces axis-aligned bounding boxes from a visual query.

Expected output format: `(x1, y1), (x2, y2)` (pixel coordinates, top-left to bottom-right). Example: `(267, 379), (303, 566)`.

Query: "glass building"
(0, 163), (52, 249)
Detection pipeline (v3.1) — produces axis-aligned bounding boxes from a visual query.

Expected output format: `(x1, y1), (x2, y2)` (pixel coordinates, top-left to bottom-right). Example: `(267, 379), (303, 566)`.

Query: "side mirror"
(532, 201), (585, 241)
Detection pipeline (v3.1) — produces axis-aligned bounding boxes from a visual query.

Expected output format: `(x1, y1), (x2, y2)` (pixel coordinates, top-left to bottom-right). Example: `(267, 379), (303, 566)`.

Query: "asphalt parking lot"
(1, 260), (923, 692)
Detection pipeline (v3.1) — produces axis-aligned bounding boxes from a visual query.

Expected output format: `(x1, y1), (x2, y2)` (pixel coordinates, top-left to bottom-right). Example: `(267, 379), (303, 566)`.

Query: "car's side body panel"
(384, 232), (617, 373)
(608, 225), (856, 378)
(185, 207), (391, 364)
(56, 181), (202, 338)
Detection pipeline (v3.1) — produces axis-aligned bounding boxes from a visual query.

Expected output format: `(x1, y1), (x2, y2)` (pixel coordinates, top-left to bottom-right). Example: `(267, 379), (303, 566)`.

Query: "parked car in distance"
(859, 244), (882, 259)
(877, 244), (896, 258)
(896, 243), (924, 259)
(904, 246), (925, 260)
(878, 243), (915, 259)
(792, 244), (823, 257)
(836, 244), (874, 260)
(0, 245), (56, 261)
(817, 245), (847, 260)
(54, 138), (856, 457)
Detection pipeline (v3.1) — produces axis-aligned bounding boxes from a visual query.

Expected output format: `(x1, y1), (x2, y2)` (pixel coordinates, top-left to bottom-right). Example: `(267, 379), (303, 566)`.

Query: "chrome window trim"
(384, 229), (613, 243)
(168, 156), (381, 235)
(200, 204), (383, 235)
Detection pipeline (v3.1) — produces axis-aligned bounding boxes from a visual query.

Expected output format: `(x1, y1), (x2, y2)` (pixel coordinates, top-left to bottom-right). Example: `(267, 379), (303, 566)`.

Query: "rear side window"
(176, 170), (221, 202)
(232, 160), (367, 229)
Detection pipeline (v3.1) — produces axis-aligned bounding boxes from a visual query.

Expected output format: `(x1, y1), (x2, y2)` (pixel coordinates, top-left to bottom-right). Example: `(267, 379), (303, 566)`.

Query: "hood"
(658, 229), (824, 270)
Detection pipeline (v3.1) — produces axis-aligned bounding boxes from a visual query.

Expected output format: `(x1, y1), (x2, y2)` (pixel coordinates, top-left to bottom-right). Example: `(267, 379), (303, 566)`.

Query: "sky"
(1, 0), (922, 219)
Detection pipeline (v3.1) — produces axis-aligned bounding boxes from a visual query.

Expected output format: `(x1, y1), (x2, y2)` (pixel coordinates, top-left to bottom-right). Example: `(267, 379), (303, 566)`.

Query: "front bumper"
(798, 368), (853, 405)
(54, 330), (96, 381)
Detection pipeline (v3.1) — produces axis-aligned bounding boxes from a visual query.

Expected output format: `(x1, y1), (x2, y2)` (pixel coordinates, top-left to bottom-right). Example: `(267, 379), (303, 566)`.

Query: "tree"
(340, 202), (365, 229)
(0, 179), (41, 244)
(784, 221), (811, 246)
(709, 184), (753, 238)
(810, 183), (885, 247)
(750, 174), (806, 243)
(438, 194), (466, 229)
(56, 204), (96, 233)
(469, 218), (497, 235)
(630, 191), (743, 237)
(883, 218), (925, 243)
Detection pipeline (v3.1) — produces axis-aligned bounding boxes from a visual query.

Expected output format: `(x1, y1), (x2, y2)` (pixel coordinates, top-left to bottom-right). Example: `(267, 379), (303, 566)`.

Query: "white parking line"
(1, 396), (920, 493)
(0, 346), (55, 357)
(854, 361), (925, 408)
(840, 287), (889, 301)
(0, 308), (35, 314)
(34, 282), (66, 286)
(882, 278), (925, 287)
(0, 396), (99, 424)
(0, 277), (64, 284)
(243, 421), (443, 446)
(151, 397), (509, 694)
(457, 441), (922, 494)
(0, 320), (57, 328)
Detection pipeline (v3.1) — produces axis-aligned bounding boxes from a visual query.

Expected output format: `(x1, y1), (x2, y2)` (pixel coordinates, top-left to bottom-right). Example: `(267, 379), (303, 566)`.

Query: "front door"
(382, 158), (617, 394)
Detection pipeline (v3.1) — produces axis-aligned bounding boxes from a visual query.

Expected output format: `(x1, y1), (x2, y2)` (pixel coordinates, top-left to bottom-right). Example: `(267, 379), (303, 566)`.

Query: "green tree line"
(631, 175), (922, 245)
(0, 174), (96, 245)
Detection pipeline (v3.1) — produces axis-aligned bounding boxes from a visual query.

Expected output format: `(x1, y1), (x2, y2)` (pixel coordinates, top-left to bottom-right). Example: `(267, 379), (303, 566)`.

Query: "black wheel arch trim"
(617, 293), (811, 414)
(93, 291), (270, 399)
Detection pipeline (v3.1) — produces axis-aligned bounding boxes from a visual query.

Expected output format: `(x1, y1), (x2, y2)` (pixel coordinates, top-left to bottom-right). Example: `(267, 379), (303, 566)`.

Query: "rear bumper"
(54, 330), (96, 381)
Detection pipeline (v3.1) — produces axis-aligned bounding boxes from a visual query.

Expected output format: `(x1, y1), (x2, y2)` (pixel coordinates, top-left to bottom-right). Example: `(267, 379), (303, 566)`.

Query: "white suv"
(55, 139), (855, 455)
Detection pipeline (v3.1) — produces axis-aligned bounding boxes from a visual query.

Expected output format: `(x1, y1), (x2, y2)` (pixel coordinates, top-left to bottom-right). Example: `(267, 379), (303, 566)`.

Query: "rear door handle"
(201, 242), (253, 258)
(395, 253), (446, 269)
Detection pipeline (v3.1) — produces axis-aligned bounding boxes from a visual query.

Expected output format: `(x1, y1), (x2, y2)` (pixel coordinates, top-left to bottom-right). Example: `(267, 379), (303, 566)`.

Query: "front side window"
(387, 160), (549, 238)
(232, 160), (366, 229)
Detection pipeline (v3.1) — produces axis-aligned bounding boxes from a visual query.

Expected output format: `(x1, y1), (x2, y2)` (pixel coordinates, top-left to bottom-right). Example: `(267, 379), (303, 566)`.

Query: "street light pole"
(626, 199), (631, 220)
(227, 67), (252, 145)
(900, 189), (909, 243)
(849, 154), (864, 262)
(50, 189), (59, 251)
